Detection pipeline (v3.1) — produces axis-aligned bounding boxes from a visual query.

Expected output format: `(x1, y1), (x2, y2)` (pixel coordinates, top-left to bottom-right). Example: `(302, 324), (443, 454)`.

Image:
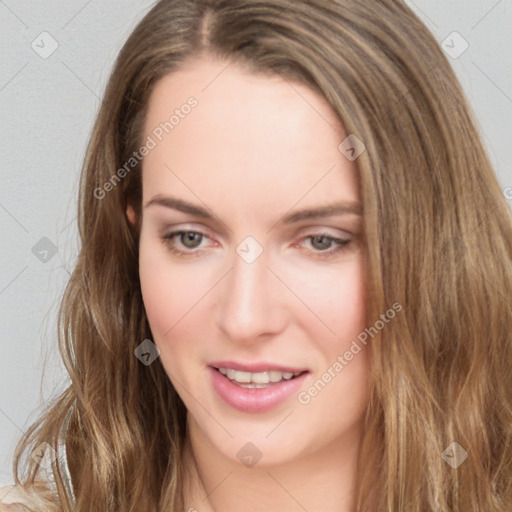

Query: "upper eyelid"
(161, 223), (353, 238)
(162, 225), (213, 239)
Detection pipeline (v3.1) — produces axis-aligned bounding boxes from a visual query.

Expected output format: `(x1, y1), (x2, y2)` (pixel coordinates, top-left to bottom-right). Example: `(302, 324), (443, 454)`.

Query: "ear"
(126, 203), (138, 227)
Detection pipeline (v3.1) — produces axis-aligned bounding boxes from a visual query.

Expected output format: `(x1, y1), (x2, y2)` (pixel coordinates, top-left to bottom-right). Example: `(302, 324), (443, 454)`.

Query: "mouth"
(211, 366), (308, 389)
(208, 364), (310, 413)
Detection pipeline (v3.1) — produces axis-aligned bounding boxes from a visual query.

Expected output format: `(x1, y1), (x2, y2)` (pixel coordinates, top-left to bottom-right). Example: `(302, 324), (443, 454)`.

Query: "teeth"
(269, 371), (284, 382)
(218, 367), (302, 385)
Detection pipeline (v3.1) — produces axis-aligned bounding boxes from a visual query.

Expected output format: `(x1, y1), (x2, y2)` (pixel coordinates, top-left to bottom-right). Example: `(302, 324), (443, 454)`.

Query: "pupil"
(182, 232), (201, 248)
(313, 235), (330, 250)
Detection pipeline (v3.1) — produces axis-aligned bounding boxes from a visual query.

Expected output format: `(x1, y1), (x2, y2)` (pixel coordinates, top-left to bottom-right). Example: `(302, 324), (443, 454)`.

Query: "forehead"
(141, 55), (360, 215)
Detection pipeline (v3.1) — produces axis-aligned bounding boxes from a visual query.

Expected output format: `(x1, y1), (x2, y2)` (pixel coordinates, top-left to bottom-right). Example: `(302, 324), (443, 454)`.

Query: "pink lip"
(209, 366), (309, 413)
(209, 360), (308, 373)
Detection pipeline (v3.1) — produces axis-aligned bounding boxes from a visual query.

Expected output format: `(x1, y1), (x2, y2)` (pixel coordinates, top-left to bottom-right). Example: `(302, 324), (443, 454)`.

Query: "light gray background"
(1, 0), (511, 484)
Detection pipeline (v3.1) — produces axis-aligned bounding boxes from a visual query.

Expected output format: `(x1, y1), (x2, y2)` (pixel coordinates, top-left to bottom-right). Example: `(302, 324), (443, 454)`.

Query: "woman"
(2, 0), (511, 510)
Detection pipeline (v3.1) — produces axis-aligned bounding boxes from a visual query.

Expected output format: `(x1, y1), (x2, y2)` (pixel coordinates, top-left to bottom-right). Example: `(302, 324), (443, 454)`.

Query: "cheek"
(139, 233), (204, 328)
(138, 236), (222, 381)
(138, 244), (199, 383)
(284, 256), (367, 349)
(296, 266), (370, 431)
(332, 274), (367, 348)
(139, 241), (173, 334)
(139, 236), (197, 340)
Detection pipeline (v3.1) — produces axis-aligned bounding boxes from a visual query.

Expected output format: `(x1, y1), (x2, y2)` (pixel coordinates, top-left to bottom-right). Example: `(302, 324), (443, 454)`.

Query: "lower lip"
(209, 366), (309, 413)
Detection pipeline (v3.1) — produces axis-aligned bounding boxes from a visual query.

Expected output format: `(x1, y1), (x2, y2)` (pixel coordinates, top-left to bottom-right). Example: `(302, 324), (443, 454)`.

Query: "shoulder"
(0, 485), (32, 511)
(0, 481), (57, 512)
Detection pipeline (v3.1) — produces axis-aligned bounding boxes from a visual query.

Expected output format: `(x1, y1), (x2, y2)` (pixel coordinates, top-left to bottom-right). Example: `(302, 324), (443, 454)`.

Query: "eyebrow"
(145, 195), (214, 217)
(144, 195), (363, 224)
(280, 201), (362, 223)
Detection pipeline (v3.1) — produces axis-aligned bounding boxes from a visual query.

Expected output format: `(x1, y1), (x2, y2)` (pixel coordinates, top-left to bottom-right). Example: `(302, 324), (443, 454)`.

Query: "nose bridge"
(215, 246), (281, 340)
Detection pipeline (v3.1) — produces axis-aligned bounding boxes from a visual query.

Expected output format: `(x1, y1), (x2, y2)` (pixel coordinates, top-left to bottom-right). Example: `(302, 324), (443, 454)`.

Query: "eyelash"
(161, 230), (352, 260)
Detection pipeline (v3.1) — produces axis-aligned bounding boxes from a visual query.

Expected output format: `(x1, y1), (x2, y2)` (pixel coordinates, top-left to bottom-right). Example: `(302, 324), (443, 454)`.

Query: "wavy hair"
(9, 0), (512, 510)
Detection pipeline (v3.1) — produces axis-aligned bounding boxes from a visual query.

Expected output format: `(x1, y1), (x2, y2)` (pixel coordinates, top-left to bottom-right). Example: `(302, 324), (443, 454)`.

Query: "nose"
(215, 247), (287, 343)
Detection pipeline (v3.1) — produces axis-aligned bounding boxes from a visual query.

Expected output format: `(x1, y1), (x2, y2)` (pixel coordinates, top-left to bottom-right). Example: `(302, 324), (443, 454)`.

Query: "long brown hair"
(10, 0), (512, 510)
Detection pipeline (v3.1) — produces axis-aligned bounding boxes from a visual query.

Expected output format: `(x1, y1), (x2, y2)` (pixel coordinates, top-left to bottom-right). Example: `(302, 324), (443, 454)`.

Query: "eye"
(161, 230), (210, 256)
(161, 229), (354, 260)
(300, 233), (352, 259)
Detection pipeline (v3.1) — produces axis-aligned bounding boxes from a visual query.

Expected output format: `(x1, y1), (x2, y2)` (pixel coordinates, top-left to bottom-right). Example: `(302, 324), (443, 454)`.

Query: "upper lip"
(209, 360), (309, 374)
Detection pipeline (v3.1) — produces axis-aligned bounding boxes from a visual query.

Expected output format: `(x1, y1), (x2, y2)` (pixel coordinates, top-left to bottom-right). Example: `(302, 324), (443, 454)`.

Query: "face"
(128, 54), (370, 467)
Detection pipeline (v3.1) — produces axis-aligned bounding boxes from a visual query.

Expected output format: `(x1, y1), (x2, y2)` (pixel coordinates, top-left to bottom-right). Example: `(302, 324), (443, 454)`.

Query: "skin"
(127, 54), (371, 512)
